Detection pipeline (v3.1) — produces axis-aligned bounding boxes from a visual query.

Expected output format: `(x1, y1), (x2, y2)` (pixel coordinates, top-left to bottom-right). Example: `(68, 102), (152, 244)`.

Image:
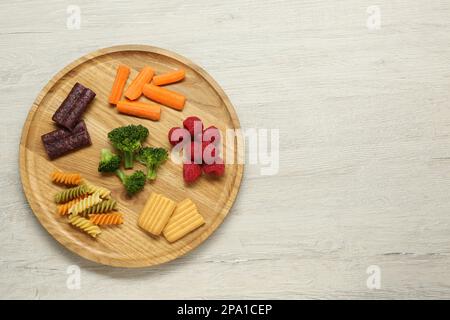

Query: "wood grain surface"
(1, 0), (450, 299)
(20, 45), (243, 267)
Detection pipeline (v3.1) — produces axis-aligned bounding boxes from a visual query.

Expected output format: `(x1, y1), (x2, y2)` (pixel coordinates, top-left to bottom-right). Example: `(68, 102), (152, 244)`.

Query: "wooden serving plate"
(19, 45), (243, 267)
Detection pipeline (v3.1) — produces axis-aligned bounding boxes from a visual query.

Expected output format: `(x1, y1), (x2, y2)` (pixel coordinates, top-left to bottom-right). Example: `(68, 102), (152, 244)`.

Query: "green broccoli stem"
(115, 169), (127, 184)
(123, 152), (134, 169)
(101, 148), (109, 159)
(147, 165), (157, 180)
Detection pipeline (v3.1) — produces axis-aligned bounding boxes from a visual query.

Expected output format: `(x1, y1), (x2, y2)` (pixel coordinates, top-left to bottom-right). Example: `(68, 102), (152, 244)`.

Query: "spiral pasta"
(54, 184), (88, 204)
(82, 199), (117, 214)
(68, 192), (102, 216)
(68, 215), (101, 238)
(84, 181), (111, 199)
(51, 171), (82, 186)
(89, 213), (123, 225)
(57, 195), (88, 215)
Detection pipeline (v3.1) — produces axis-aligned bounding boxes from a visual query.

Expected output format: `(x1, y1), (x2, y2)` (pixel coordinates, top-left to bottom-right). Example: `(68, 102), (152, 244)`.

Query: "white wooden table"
(1, 0), (450, 299)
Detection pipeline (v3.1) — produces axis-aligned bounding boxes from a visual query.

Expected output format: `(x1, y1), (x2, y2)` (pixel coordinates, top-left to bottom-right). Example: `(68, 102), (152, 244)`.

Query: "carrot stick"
(142, 84), (186, 111)
(108, 65), (130, 105)
(152, 69), (185, 86)
(116, 100), (161, 121)
(124, 66), (154, 100)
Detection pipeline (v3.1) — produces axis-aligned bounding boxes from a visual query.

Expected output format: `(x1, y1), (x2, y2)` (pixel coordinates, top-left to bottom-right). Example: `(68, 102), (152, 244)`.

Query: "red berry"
(202, 141), (217, 164)
(203, 126), (221, 145)
(168, 127), (189, 146)
(185, 141), (203, 163)
(203, 160), (225, 177)
(193, 131), (203, 142)
(183, 116), (203, 138)
(183, 163), (202, 183)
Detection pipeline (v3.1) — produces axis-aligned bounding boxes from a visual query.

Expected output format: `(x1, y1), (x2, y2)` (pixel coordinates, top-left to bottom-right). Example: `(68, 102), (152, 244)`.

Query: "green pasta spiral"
(54, 185), (88, 204)
(82, 198), (117, 214)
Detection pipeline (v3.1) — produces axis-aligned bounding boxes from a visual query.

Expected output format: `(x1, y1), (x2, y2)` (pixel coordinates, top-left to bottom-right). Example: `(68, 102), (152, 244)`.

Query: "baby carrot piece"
(108, 64), (130, 105)
(116, 100), (161, 121)
(124, 66), (154, 100)
(142, 83), (186, 111)
(152, 69), (185, 86)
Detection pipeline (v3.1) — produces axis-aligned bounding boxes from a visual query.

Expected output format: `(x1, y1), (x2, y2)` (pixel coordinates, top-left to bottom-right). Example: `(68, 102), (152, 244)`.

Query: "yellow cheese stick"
(163, 198), (205, 243)
(138, 193), (176, 236)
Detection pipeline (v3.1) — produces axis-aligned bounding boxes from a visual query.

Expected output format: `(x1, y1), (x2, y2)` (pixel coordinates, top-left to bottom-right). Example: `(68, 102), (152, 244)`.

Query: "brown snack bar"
(43, 129), (92, 160)
(41, 120), (87, 145)
(62, 88), (96, 130)
(52, 83), (86, 126)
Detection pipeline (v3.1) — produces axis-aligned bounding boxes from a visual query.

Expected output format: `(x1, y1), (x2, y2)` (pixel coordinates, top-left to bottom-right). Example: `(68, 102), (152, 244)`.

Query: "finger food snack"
(163, 198), (205, 243)
(54, 184), (88, 204)
(183, 163), (202, 184)
(68, 215), (101, 238)
(116, 100), (161, 121)
(152, 69), (185, 86)
(52, 82), (96, 130)
(51, 83), (86, 126)
(41, 120), (87, 145)
(142, 83), (185, 111)
(51, 171), (82, 186)
(57, 195), (88, 215)
(81, 198), (117, 214)
(89, 213), (124, 225)
(50, 171), (121, 238)
(109, 65), (130, 105)
(68, 192), (102, 216)
(43, 129), (92, 160)
(124, 67), (154, 100)
(138, 192), (176, 236)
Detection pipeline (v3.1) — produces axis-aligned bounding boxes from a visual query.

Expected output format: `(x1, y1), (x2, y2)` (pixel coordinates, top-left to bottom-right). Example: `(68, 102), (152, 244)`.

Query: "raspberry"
(183, 163), (202, 183)
(193, 131), (203, 142)
(183, 116), (203, 138)
(168, 127), (189, 146)
(185, 141), (203, 163)
(203, 126), (221, 145)
(203, 160), (225, 177)
(202, 141), (217, 164)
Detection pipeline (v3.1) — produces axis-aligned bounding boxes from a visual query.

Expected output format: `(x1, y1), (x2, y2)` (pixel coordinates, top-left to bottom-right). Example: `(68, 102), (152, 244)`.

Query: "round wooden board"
(19, 45), (244, 268)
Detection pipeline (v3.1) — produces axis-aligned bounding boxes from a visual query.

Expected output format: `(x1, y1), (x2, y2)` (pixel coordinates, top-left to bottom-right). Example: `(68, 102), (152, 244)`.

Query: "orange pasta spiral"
(57, 195), (88, 215)
(51, 171), (82, 186)
(89, 213), (124, 225)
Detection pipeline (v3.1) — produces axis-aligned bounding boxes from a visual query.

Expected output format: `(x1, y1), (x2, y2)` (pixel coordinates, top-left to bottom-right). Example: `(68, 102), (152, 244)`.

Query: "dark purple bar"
(52, 83), (86, 125)
(61, 88), (96, 130)
(43, 129), (92, 160)
(41, 120), (87, 145)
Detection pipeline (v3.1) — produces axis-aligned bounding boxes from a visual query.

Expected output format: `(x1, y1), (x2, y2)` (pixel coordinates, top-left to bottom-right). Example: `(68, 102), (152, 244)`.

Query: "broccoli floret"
(115, 170), (146, 195)
(98, 148), (145, 195)
(98, 148), (121, 173)
(107, 124), (149, 169)
(137, 147), (169, 180)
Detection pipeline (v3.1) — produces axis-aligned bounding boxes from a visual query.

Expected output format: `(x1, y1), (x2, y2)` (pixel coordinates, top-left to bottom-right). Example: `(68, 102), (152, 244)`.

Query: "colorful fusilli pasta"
(68, 192), (102, 216)
(82, 198), (117, 214)
(57, 195), (88, 215)
(51, 171), (82, 186)
(68, 215), (101, 238)
(89, 213), (123, 225)
(54, 184), (88, 204)
(84, 181), (111, 199)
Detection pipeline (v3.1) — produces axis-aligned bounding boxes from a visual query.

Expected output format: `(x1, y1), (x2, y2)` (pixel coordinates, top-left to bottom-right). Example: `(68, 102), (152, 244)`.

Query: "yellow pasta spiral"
(51, 171), (82, 186)
(84, 182), (111, 199)
(68, 215), (101, 238)
(57, 195), (88, 215)
(89, 213), (123, 225)
(54, 184), (88, 204)
(69, 192), (102, 216)
(82, 199), (117, 214)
